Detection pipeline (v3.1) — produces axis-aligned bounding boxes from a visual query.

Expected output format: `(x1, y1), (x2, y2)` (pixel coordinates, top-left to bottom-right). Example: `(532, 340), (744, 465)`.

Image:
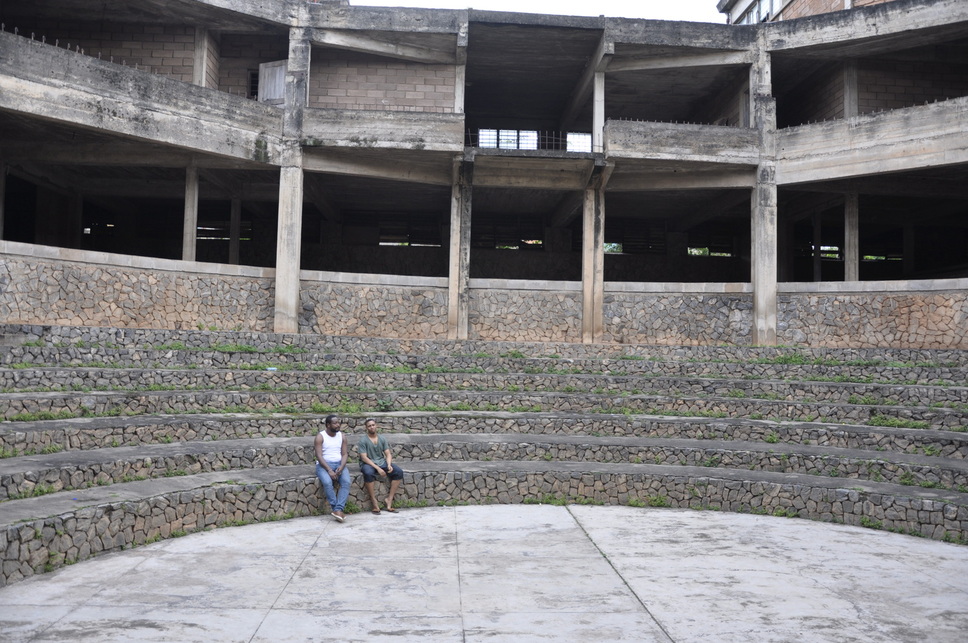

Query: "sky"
(350, 0), (727, 23)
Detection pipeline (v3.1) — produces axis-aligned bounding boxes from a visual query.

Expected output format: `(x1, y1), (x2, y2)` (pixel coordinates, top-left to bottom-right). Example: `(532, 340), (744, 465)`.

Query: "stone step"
(3, 366), (967, 406)
(5, 323), (968, 365)
(2, 433), (966, 501)
(3, 411), (967, 459)
(3, 388), (966, 429)
(5, 346), (967, 386)
(3, 460), (967, 586)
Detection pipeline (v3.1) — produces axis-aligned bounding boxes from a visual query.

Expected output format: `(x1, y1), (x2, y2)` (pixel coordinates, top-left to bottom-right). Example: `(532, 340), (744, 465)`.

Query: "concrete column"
(592, 71), (605, 153)
(844, 60), (858, 118)
(454, 17), (468, 114)
(448, 160), (473, 340)
(581, 186), (605, 343)
(844, 192), (859, 281)
(69, 193), (83, 249)
(751, 46), (778, 346)
(812, 212), (823, 282)
(182, 163), (199, 262)
(192, 27), (210, 88)
(285, 28), (312, 138)
(229, 198), (242, 265)
(0, 159), (6, 239)
(903, 225), (915, 278)
(274, 157), (304, 334)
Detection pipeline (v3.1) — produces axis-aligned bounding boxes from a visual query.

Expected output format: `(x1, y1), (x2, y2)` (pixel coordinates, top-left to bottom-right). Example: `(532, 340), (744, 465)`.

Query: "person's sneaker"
(332, 511), (344, 523)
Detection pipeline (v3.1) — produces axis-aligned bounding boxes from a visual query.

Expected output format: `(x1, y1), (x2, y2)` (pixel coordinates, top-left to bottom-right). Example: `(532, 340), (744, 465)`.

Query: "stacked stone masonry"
(3, 253), (966, 347)
(3, 469), (966, 587)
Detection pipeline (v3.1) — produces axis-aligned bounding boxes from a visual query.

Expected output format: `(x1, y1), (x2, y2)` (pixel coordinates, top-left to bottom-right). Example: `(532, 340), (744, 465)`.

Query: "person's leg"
(361, 463), (380, 513)
(335, 465), (351, 512)
(385, 464), (404, 511)
(315, 462), (338, 511)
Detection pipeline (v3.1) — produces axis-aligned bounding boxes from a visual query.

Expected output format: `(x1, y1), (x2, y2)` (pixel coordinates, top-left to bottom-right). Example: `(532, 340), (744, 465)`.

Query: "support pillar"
(592, 71), (605, 154)
(844, 193), (859, 281)
(448, 160), (472, 340)
(182, 163), (199, 262)
(192, 27), (211, 88)
(844, 60), (858, 118)
(0, 159), (6, 239)
(272, 27), (312, 333)
(751, 46), (777, 346)
(581, 185), (605, 343)
(229, 198), (242, 265)
(274, 156), (304, 334)
(812, 211), (823, 282)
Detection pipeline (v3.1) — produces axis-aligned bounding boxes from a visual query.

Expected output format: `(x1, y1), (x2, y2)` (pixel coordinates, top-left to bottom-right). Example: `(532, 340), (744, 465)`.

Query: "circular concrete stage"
(2, 505), (966, 642)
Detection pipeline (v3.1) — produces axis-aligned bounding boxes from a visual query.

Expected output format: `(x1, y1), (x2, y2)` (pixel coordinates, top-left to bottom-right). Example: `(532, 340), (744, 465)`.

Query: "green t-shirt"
(357, 434), (389, 468)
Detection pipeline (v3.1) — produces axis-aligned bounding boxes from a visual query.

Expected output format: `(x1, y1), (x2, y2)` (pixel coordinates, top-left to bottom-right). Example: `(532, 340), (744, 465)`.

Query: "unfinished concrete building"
(0, 0), (965, 347)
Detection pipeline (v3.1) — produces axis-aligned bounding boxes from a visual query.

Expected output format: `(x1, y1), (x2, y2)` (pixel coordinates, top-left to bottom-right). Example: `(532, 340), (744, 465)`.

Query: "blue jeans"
(360, 462), (404, 483)
(316, 461), (350, 512)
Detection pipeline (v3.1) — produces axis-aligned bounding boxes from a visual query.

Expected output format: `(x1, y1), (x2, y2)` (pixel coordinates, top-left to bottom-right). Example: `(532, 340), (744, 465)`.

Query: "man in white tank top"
(314, 414), (350, 522)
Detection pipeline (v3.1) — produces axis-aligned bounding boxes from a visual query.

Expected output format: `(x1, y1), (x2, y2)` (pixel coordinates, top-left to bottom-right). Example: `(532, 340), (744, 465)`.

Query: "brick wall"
(218, 34), (289, 99)
(309, 49), (456, 113)
(857, 59), (968, 114)
(779, 0), (895, 20)
(6, 20), (198, 82)
(779, 0), (845, 20)
(777, 64), (844, 127)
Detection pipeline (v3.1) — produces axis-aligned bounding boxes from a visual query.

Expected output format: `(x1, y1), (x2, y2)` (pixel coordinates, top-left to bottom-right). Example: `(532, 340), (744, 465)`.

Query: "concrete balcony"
(776, 97), (968, 185)
(0, 31), (285, 165)
(301, 108), (465, 152)
(604, 120), (760, 190)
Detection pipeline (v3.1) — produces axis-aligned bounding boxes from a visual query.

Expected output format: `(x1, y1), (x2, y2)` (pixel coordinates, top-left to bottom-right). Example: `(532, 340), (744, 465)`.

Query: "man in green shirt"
(357, 418), (404, 514)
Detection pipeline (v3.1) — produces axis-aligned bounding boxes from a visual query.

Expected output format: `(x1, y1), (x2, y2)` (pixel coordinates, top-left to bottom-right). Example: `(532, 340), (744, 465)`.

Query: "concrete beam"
(606, 168), (756, 191)
(302, 149), (453, 186)
(765, 0), (968, 55)
(0, 142), (265, 171)
(308, 6), (465, 34)
(607, 50), (754, 73)
(302, 109), (464, 153)
(472, 156), (597, 190)
(560, 34), (613, 132)
(605, 121), (761, 166)
(776, 97), (968, 185)
(309, 28), (457, 64)
(0, 33), (285, 166)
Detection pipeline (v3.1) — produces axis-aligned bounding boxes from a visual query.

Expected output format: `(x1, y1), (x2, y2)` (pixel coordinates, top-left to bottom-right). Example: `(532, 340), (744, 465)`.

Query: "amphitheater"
(0, 0), (967, 640)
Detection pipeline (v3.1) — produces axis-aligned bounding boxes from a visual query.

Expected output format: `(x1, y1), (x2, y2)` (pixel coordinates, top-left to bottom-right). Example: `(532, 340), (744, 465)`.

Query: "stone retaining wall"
(4, 414), (966, 460)
(3, 440), (963, 501)
(5, 344), (968, 385)
(602, 291), (753, 345)
(779, 288), (968, 349)
(469, 284), (582, 343)
(3, 388), (966, 428)
(0, 247), (274, 332)
(299, 277), (449, 339)
(3, 469), (966, 586)
(3, 368), (966, 407)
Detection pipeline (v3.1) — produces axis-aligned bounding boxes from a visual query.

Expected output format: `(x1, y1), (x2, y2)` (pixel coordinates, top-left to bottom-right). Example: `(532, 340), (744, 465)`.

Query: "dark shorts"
(360, 462), (404, 483)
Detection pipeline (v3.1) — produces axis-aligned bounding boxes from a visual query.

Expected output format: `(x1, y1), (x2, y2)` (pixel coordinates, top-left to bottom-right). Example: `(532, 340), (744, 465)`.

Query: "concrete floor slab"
(2, 506), (967, 642)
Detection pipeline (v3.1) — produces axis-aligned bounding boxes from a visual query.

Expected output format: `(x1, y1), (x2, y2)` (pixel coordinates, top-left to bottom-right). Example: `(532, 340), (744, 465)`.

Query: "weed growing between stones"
(868, 415), (930, 430)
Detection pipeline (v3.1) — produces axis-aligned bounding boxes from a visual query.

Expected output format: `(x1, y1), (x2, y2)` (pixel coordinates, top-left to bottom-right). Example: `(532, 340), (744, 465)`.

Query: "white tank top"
(320, 430), (343, 462)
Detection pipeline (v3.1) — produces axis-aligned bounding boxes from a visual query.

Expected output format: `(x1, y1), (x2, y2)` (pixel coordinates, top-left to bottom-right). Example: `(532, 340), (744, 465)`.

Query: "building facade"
(719, 0), (894, 24)
(0, 0), (965, 347)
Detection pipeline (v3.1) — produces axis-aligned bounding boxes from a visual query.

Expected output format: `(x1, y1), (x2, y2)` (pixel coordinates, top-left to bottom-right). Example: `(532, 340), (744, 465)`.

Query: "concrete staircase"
(1, 323), (967, 586)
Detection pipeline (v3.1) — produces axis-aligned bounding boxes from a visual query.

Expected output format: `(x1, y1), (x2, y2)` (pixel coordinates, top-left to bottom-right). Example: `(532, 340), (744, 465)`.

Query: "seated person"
(357, 418), (404, 514)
